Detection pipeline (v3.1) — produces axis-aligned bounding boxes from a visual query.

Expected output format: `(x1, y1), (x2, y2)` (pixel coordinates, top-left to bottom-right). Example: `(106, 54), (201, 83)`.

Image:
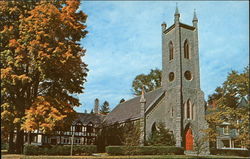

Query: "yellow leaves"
(22, 96), (69, 133)
(36, 34), (41, 40)
(13, 118), (21, 124)
(10, 74), (31, 84)
(62, 51), (72, 60)
(1, 67), (12, 79)
(38, 51), (50, 59)
(1, 110), (12, 119)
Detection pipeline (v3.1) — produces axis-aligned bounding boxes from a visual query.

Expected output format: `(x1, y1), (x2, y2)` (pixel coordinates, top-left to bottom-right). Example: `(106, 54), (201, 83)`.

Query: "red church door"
(185, 128), (193, 150)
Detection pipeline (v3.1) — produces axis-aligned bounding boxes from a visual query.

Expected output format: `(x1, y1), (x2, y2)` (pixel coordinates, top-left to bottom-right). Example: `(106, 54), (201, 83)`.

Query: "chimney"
(94, 98), (99, 114)
(212, 100), (216, 108)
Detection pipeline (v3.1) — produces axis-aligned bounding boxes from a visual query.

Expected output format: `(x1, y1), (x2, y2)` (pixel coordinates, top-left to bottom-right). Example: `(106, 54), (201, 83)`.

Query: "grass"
(1, 154), (249, 159)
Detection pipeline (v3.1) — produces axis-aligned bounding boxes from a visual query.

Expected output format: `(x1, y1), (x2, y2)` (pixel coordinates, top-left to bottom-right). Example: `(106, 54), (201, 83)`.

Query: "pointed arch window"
(185, 99), (194, 119)
(184, 40), (189, 59)
(171, 107), (174, 117)
(169, 41), (174, 60)
(187, 100), (191, 119)
(151, 122), (157, 133)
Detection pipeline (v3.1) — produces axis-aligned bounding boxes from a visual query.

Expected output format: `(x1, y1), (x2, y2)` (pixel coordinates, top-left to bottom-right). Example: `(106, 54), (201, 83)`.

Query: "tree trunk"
(15, 129), (24, 154)
(8, 130), (15, 154)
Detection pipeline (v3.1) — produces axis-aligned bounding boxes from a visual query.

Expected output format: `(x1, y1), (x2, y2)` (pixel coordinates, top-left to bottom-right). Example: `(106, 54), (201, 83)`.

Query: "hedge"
(106, 146), (184, 155)
(210, 148), (250, 157)
(23, 145), (97, 155)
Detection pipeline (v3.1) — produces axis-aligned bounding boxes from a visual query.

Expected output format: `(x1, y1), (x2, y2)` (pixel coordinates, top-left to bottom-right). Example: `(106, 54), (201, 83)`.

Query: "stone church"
(104, 8), (209, 153)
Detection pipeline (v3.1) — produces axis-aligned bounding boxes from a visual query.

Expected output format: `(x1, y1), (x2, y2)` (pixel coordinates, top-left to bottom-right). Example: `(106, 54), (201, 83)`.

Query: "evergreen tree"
(100, 101), (110, 115)
(90, 109), (94, 114)
(147, 122), (175, 146)
(119, 98), (125, 103)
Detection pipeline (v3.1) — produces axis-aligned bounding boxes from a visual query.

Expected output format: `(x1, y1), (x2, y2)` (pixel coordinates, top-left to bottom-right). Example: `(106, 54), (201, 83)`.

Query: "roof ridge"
(117, 87), (163, 105)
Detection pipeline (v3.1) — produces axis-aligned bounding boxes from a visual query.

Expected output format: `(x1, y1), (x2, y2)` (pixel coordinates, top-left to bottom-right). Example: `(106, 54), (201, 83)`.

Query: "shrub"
(147, 122), (176, 146)
(1, 142), (9, 150)
(210, 148), (250, 157)
(23, 145), (40, 155)
(23, 145), (97, 155)
(106, 146), (184, 155)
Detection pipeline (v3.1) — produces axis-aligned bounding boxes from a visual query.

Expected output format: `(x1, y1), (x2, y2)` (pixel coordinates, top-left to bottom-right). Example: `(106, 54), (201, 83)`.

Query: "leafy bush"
(106, 146), (184, 155)
(23, 145), (40, 155)
(147, 122), (176, 146)
(210, 148), (250, 157)
(1, 142), (9, 150)
(23, 145), (96, 155)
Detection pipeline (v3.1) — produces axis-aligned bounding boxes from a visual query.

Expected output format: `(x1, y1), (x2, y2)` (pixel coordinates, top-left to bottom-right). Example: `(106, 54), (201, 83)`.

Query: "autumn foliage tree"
(0, 0), (88, 153)
(205, 67), (249, 149)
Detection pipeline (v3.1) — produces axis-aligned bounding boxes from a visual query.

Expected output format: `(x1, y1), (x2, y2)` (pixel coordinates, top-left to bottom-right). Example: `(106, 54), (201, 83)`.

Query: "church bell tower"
(161, 7), (209, 153)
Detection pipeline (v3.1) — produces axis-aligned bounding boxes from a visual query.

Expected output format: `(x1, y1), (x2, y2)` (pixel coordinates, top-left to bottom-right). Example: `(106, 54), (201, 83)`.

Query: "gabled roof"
(104, 88), (165, 125)
(72, 113), (106, 126)
(237, 96), (249, 108)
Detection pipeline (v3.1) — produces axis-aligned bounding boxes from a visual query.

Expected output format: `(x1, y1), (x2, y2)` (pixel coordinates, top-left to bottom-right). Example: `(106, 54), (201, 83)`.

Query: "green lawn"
(1, 154), (249, 159)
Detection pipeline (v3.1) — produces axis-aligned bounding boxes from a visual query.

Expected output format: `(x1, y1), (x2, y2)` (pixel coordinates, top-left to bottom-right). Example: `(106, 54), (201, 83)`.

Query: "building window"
(184, 40), (189, 59)
(151, 122), (157, 133)
(223, 126), (229, 135)
(184, 71), (192, 80)
(169, 41), (174, 60)
(185, 100), (192, 119)
(187, 101), (190, 119)
(87, 123), (93, 136)
(169, 72), (174, 82)
(75, 125), (82, 132)
(171, 107), (174, 117)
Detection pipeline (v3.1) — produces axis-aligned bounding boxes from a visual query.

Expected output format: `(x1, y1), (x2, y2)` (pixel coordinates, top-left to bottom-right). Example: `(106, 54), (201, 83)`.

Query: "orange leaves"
(22, 96), (70, 133)
(2, 0), (87, 136)
(63, 51), (73, 60)
(10, 74), (31, 84)
(9, 39), (18, 47)
(1, 67), (12, 79)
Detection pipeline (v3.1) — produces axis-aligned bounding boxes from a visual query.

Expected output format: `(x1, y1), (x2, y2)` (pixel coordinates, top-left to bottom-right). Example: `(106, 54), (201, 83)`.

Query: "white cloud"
(77, 1), (249, 112)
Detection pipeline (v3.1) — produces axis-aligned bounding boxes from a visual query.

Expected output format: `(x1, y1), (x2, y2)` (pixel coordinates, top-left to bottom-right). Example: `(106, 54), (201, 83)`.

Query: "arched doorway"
(185, 128), (193, 150)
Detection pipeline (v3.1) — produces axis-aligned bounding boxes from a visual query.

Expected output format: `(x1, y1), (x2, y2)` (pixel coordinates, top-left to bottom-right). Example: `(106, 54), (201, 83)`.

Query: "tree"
(193, 131), (207, 156)
(205, 67), (249, 149)
(147, 122), (175, 146)
(121, 121), (140, 155)
(208, 67), (249, 108)
(119, 98), (125, 103)
(0, 0), (88, 153)
(100, 101), (110, 115)
(132, 68), (162, 96)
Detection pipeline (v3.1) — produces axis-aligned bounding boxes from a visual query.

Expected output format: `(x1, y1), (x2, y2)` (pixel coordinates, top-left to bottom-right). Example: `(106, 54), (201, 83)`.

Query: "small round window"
(169, 72), (175, 82)
(184, 71), (192, 80)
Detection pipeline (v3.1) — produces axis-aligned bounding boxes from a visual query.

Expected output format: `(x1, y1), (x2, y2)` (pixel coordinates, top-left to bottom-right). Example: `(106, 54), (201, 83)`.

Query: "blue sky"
(75, 1), (249, 113)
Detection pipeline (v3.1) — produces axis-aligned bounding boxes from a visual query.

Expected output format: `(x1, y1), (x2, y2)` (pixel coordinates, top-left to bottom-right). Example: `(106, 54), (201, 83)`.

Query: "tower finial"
(193, 9), (198, 27)
(175, 3), (179, 15)
(193, 9), (198, 21)
(174, 3), (180, 23)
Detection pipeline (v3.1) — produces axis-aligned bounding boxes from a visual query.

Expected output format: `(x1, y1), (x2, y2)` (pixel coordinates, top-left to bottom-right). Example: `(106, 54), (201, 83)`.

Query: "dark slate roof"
(72, 113), (105, 126)
(104, 88), (165, 124)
